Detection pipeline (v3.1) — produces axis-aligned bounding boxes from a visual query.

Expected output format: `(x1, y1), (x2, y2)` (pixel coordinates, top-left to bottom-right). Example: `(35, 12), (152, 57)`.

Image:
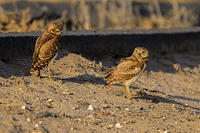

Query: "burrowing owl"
(105, 47), (149, 99)
(30, 21), (63, 80)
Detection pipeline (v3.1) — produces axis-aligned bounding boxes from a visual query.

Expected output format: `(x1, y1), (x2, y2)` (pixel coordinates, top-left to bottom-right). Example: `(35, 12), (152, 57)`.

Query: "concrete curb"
(0, 27), (200, 59)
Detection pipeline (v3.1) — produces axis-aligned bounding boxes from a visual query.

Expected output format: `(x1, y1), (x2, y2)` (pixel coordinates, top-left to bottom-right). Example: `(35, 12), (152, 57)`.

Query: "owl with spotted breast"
(105, 47), (149, 100)
(30, 21), (63, 80)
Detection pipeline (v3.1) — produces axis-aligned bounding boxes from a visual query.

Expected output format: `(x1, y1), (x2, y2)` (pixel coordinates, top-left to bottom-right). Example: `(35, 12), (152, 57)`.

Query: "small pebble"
(125, 108), (129, 111)
(172, 104), (175, 108)
(88, 114), (94, 119)
(88, 105), (95, 111)
(35, 124), (39, 127)
(108, 124), (113, 129)
(21, 106), (26, 110)
(115, 123), (122, 128)
(92, 99), (97, 102)
(103, 104), (111, 109)
(27, 118), (31, 122)
(19, 88), (22, 90)
(48, 99), (53, 102)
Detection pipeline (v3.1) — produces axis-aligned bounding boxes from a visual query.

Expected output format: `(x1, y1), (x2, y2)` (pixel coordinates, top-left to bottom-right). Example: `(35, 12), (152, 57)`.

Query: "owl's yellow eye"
(55, 29), (60, 33)
(141, 50), (147, 56)
(51, 28), (62, 35)
(134, 49), (139, 53)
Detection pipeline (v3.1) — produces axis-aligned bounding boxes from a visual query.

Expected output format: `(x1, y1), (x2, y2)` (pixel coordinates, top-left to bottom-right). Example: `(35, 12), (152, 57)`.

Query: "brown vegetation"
(0, 0), (198, 32)
(0, 8), (45, 32)
(0, 0), (199, 4)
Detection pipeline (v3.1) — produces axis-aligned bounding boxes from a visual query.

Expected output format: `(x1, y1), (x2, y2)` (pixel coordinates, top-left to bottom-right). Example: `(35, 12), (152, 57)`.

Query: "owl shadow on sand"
(131, 88), (200, 111)
(55, 72), (200, 111)
(55, 73), (105, 85)
(0, 48), (69, 78)
(0, 57), (32, 78)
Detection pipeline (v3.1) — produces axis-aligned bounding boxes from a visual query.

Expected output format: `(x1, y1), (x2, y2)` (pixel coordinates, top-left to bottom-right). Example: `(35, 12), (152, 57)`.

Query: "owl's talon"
(48, 76), (53, 81)
(127, 95), (131, 100)
(120, 95), (126, 98)
(131, 98), (137, 101)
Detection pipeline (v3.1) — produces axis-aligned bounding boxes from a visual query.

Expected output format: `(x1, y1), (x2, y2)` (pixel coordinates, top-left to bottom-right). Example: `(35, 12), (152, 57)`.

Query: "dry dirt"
(0, 49), (200, 133)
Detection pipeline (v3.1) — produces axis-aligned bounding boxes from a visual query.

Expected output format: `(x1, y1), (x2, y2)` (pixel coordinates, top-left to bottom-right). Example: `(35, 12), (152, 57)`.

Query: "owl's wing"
(32, 34), (53, 65)
(31, 37), (59, 72)
(116, 58), (142, 80)
(32, 36), (43, 66)
(38, 39), (59, 61)
(106, 57), (143, 84)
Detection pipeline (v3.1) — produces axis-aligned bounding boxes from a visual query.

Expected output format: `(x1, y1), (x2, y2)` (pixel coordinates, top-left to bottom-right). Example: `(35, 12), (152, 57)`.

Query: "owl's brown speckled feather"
(105, 56), (145, 85)
(105, 47), (149, 99)
(30, 21), (63, 79)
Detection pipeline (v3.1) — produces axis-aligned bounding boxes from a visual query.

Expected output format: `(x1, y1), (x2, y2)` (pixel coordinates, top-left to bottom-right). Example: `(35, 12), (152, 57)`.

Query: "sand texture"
(0, 49), (200, 132)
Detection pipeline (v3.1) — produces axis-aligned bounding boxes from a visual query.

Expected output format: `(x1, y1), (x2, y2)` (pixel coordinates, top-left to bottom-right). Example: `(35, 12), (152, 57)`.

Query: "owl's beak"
(56, 30), (62, 35)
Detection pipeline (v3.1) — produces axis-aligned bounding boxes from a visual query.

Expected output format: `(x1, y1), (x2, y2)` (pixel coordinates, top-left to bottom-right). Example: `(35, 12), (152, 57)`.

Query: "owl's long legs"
(37, 70), (41, 78)
(48, 63), (52, 81)
(125, 85), (131, 100)
(120, 85), (126, 98)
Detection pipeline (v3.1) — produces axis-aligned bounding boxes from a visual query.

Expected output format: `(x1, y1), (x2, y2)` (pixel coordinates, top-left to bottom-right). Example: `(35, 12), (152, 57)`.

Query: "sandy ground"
(0, 49), (200, 133)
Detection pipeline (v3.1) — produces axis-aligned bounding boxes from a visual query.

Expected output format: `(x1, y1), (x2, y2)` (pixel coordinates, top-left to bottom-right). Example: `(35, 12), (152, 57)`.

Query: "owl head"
(133, 47), (149, 61)
(47, 21), (63, 36)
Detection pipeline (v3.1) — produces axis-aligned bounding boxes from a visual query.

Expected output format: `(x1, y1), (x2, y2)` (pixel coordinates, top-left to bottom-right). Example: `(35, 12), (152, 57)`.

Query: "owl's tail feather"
(104, 75), (111, 89)
(30, 67), (36, 74)
(104, 83), (110, 89)
(105, 69), (114, 79)
(30, 59), (48, 74)
(104, 69), (115, 89)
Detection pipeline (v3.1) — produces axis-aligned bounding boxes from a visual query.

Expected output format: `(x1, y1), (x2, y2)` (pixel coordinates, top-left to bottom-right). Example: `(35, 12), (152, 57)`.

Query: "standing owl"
(105, 47), (149, 100)
(30, 21), (63, 80)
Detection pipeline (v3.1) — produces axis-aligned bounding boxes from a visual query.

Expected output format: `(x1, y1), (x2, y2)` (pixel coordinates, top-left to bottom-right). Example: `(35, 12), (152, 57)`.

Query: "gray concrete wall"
(0, 28), (200, 60)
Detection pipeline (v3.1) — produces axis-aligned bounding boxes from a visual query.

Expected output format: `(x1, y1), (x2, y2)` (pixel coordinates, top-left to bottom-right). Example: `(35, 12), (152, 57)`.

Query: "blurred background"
(0, 0), (200, 32)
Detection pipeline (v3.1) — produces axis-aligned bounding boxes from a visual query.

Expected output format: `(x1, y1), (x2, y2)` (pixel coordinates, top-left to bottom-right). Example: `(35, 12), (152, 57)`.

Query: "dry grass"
(134, 0), (199, 3)
(0, 8), (45, 32)
(0, 0), (198, 32)
(0, 0), (199, 4)
(132, 1), (197, 29)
